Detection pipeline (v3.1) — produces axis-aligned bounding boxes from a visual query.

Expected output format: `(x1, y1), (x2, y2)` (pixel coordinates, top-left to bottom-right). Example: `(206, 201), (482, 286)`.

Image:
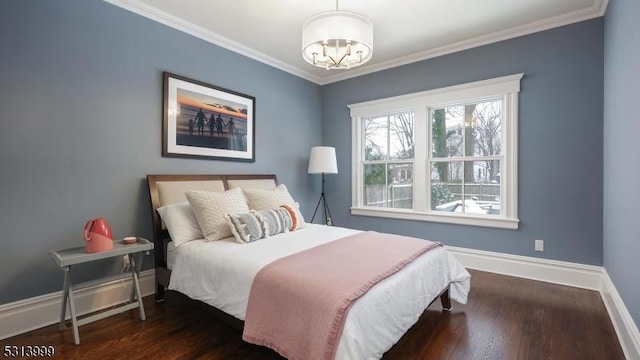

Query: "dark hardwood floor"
(1, 270), (624, 360)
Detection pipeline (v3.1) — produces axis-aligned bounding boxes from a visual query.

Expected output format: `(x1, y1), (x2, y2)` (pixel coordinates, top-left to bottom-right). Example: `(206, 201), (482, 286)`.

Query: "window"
(362, 112), (414, 209)
(349, 74), (522, 229)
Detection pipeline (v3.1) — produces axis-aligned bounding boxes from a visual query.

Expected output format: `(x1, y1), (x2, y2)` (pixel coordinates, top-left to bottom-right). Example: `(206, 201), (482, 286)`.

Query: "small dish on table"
(122, 237), (138, 245)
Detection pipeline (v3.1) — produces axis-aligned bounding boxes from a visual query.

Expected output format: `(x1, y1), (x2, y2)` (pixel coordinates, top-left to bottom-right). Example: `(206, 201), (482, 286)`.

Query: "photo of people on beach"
(176, 88), (248, 151)
(163, 72), (255, 162)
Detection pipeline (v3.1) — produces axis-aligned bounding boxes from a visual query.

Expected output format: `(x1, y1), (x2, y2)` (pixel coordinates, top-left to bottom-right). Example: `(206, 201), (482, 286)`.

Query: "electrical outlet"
(535, 239), (544, 252)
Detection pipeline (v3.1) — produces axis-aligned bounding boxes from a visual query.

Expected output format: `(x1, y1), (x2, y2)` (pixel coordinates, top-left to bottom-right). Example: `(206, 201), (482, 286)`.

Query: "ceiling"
(105, 0), (607, 85)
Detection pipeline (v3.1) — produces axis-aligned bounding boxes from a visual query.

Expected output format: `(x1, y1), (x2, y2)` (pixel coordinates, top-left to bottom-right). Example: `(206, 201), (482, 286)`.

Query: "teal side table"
(48, 238), (154, 345)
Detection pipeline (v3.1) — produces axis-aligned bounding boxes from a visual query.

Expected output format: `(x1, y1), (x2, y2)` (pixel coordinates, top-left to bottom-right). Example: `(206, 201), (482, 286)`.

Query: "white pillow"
(185, 188), (250, 242)
(156, 202), (203, 247)
(243, 184), (305, 229)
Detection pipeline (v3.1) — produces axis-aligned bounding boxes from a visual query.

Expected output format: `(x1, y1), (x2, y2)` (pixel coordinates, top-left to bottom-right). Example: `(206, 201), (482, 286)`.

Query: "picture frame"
(162, 72), (255, 162)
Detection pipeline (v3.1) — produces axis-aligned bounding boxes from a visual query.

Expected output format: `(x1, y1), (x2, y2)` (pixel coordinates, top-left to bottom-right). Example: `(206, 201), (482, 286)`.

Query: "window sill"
(350, 207), (519, 230)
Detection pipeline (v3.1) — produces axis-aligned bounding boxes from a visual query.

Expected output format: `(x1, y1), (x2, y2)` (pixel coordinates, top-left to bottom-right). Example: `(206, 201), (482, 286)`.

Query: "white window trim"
(349, 73), (523, 230)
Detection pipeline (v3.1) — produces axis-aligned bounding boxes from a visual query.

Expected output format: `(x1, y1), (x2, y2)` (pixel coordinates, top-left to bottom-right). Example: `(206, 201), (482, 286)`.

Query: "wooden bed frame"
(146, 173), (452, 313)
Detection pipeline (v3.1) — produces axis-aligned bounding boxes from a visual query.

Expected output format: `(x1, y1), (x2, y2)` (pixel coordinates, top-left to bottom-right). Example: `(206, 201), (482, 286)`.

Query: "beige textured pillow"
(185, 188), (249, 241)
(243, 184), (305, 229)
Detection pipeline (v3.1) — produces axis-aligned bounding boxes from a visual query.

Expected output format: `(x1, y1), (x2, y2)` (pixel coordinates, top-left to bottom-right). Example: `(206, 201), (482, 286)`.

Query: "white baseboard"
(446, 245), (640, 360)
(601, 270), (640, 360)
(0, 269), (155, 340)
(445, 245), (603, 290)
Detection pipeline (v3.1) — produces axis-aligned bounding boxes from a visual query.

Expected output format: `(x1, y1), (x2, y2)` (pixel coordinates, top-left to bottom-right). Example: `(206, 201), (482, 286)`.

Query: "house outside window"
(349, 74), (523, 229)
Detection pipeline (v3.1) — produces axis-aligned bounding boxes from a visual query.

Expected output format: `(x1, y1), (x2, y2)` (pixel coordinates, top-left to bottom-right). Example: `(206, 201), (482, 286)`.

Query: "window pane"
(431, 161), (462, 211)
(389, 112), (414, 160)
(363, 163), (413, 209)
(464, 160), (501, 215)
(363, 164), (386, 207)
(364, 117), (388, 160)
(431, 106), (464, 158)
(430, 160), (501, 215)
(465, 100), (502, 157)
(388, 163), (413, 209)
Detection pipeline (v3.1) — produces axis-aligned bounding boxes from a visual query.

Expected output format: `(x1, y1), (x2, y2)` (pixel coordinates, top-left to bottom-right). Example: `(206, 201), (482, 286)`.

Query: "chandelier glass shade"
(302, 9), (373, 70)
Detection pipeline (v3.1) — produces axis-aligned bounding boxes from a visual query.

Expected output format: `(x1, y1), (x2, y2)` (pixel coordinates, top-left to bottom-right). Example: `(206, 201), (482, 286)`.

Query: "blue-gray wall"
(0, 0), (626, 318)
(0, 0), (321, 304)
(321, 19), (604, 265)
(604, 0), (640, 327)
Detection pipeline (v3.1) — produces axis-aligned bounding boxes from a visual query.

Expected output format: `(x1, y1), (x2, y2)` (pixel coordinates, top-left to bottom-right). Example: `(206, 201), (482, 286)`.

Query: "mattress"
(168, 224), (470, 360)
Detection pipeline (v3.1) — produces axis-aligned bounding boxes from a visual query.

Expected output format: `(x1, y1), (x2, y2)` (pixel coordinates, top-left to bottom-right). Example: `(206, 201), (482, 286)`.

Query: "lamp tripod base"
(311, 192), (333, 226)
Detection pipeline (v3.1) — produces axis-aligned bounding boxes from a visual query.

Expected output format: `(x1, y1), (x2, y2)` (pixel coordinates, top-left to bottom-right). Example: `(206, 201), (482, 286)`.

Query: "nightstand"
(48, 238), (154, 345)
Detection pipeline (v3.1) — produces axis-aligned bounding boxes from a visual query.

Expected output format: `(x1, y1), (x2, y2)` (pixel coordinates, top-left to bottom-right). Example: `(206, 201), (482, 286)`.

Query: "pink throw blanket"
(242, 231), (441, 360)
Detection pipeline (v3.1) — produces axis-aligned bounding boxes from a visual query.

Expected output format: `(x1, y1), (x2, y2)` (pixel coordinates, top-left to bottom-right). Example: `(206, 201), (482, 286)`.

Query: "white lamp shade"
(308, 146), (338, 174)
(302, 10), (373, 69)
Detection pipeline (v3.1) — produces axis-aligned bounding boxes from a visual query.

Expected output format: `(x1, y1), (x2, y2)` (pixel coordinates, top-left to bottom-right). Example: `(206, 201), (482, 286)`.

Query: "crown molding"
(320, 0), (609, 84)
(104, 0), (608, 86)
(103, 0), (323, 84)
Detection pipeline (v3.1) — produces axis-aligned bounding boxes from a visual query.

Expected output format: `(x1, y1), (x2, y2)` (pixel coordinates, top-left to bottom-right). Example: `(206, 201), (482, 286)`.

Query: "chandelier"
(301, 0), (373, 70)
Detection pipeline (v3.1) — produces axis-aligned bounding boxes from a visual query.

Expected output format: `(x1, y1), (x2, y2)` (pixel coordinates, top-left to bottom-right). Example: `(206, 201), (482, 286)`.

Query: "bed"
(147, 174), (470, 360)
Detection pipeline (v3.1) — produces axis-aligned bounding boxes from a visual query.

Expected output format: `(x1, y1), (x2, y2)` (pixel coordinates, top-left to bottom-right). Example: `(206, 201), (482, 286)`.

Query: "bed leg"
(155, 284), (165, 302)
(440, 288), (452, 312)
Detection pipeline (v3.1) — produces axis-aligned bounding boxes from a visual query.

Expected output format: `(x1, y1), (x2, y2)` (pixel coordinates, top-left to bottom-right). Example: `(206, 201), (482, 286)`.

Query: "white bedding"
(167, 241), (177, 270)
(169, 224), (471, 360)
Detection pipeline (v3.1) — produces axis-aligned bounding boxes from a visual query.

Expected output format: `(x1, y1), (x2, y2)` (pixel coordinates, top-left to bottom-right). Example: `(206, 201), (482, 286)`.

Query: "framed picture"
(163, 72), (255, 162)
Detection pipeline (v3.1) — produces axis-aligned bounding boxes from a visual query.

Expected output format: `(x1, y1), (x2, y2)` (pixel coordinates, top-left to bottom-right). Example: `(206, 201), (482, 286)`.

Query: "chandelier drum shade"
(302, 5), (373, 70)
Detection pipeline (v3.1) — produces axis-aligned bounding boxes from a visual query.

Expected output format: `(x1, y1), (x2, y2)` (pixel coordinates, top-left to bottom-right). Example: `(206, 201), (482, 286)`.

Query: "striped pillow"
(255, 208), (294, 236)
(226, 207), (297, 244)
(225, 211), (264, 244)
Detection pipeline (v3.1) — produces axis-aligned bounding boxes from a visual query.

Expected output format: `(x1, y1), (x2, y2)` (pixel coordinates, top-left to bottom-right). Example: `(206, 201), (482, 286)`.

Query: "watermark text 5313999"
(4, 345), (55, 357)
